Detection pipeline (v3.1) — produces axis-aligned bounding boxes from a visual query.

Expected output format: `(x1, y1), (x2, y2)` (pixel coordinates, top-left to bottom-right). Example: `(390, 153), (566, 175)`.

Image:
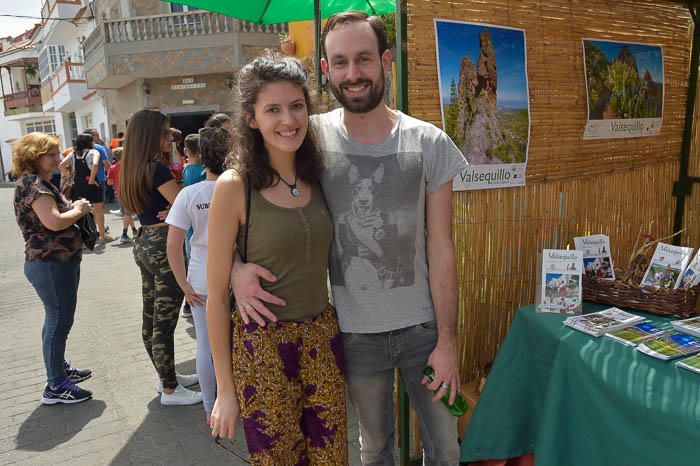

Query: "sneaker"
(41, 378), (92, 405)
(157, 373), (199, 393)
(97, 235), (115, 244)
(160, 384), (203, 406)
(109, 209), (123, 216)
(119, 233), (131, 244)
(64, 361), (92, 383)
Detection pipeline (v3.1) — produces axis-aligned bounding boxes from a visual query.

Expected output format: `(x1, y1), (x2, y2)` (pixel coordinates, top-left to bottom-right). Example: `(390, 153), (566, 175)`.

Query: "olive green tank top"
(236, 181), (332, 321)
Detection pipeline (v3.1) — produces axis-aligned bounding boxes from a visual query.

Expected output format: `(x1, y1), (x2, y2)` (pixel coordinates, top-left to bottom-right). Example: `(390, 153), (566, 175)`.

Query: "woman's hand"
(71, 199), (92, 216)
(210, 394), (240, 440)
(182, 282), (205, 307)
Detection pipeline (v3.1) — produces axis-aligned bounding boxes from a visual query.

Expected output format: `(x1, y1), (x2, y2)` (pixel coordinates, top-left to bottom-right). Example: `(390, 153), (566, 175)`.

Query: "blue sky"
(586, 40), (663, 82)
(436, 20), (529, 109)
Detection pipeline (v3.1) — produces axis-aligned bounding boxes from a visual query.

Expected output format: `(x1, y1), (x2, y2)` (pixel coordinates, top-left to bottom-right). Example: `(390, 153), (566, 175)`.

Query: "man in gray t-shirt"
(233, 11), (466, 465)
(313, 109), (465, 334)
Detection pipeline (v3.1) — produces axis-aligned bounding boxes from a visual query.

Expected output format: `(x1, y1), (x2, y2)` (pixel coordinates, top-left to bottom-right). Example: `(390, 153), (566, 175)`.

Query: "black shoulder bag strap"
(230, 174), (252, 317)
(242, 174), (251, 263)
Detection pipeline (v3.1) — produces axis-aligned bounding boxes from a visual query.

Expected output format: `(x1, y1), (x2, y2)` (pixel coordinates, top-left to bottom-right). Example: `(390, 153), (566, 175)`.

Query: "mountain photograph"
(584, 39), (663, 120)
(436, 21), (530, 166)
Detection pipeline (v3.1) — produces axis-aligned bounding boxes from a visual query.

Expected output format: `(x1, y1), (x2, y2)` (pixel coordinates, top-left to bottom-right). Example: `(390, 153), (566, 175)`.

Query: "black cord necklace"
(275, 171), (300, 197)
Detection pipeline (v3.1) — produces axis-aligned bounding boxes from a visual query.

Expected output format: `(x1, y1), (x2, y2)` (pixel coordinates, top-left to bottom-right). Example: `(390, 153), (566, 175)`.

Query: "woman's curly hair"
(12, 132), (60, 175)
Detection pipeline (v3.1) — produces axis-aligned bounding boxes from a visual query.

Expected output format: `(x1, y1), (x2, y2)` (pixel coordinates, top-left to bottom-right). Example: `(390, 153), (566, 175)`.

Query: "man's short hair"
(184, 133), (200, 155)
(321, 10), (387, 61)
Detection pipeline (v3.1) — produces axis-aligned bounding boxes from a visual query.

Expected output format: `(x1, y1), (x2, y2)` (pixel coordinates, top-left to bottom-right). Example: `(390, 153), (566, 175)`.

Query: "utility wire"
(0, 14), (94, 22)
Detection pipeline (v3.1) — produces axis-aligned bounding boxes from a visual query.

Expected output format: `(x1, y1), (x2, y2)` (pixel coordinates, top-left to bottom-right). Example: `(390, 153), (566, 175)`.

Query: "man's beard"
(329, 72), (385, 114)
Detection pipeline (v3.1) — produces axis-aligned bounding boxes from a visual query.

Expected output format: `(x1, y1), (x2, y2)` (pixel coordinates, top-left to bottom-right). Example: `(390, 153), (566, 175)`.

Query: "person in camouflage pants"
(133, 226), (183, 390)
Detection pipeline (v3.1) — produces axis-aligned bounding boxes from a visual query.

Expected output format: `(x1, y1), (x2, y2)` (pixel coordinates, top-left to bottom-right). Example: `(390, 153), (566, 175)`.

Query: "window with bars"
(170, 2), (202, 28)
(25, 119), (57, 135)
(69, 113), (78, 141)
(38, 45), (67, 82)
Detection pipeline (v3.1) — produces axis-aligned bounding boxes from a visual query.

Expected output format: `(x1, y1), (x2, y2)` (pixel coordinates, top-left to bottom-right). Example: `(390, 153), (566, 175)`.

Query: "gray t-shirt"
(312, 109), (467, 333)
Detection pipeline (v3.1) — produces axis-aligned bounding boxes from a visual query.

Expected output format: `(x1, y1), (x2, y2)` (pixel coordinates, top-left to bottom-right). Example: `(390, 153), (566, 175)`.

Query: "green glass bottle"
(422, 366), (469, 417)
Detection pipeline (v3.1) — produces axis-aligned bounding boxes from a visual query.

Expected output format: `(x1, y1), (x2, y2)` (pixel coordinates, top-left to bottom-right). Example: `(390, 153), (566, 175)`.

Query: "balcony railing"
(83, 11), (288, 60)
(48, 60), (85, 95)
(3, 85), (42, 115)
(41, 0), (81, 22)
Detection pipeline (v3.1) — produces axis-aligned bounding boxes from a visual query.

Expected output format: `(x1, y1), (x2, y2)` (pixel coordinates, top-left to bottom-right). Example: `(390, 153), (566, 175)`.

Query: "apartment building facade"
(83, 0), (286, 136)
(0, 25), (54, 180)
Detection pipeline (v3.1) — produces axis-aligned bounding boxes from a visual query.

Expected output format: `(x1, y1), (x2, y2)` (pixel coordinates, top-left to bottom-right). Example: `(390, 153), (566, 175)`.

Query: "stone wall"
(103, 80), (142, 135)
(103, 73), (238, 133)
(144, 73), (238, 114)
(132, 0), (166, 17)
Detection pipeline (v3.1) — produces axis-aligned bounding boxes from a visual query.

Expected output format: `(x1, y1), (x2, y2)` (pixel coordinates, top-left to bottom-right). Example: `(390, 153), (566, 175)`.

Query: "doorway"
(168, 111), (213, 138)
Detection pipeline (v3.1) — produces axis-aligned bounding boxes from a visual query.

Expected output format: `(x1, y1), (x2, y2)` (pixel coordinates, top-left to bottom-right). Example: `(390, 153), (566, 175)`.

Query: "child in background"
(182, 134), (205, 187)
(165, 126), (230, 425)
(107, 147), (137, 243)
(180, 134), (205, 318)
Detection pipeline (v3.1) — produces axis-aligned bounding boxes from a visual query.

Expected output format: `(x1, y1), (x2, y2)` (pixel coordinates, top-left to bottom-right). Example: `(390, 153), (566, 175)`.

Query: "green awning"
(165, 0), (396, 24)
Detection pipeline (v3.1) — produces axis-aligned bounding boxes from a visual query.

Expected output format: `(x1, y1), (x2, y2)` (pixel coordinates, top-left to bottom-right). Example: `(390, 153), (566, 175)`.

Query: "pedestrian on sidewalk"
(207, 52), (348, 465)
(85, 129), (114, 237)
(106, 147), (137, 243)
(12, 132), (94, 405)
(179, 133), (206, 318)
(60, 133), (114, 244)
(169, 128), (185, 183)
(166, 126), (230, 425)
(120, 110), (202, 406)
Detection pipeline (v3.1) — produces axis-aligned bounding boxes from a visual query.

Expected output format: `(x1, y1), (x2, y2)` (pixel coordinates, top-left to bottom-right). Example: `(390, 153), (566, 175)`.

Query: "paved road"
(0, 187), (365, 465)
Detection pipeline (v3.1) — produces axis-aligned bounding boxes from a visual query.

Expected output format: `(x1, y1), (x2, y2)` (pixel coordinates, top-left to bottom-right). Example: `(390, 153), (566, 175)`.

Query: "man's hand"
(423, 341), (460, 405)
(230, 261), (285, 326)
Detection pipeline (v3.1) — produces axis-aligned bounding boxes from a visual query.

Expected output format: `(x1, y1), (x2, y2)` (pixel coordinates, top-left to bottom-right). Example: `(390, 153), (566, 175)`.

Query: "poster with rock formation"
(583, 39), (664, 139)
(434, 19), (530, 190)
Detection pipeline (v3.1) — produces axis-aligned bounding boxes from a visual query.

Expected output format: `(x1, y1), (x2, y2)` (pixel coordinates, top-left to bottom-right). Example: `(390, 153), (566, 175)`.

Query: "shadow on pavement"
(109, 397), (249, 465)
(15, 399), (107, 452)
(82, 247), (106, 255)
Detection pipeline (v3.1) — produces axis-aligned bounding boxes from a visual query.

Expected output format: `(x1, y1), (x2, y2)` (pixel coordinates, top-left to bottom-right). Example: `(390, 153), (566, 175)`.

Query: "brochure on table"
(564, 307), (644, 337)
(678, 250), (700, 289)
(637, 332), (700, 360)
(676, 353), (700, 374)
(604, 321), (667, 346)
(671, 316), (700, 338)
(537, 249), (583, 315)
(574, 234), (615, 281)
(640, 243), (694, 289)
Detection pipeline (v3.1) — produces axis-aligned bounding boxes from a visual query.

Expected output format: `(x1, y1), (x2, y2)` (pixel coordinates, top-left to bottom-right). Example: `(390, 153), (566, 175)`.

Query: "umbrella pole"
(314, 0), (322, 94)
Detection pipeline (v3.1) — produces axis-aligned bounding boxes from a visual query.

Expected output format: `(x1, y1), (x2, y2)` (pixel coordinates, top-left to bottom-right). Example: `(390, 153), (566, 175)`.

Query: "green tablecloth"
(460, 303), (700, 466)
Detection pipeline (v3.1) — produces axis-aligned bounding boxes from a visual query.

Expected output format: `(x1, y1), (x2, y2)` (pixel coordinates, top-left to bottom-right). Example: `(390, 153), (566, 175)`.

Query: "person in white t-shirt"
(165, 126), (231, 425)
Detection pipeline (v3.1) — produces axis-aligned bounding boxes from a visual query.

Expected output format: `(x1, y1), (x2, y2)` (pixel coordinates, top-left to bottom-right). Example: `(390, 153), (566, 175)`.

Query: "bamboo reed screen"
(406, 0), (696, 382)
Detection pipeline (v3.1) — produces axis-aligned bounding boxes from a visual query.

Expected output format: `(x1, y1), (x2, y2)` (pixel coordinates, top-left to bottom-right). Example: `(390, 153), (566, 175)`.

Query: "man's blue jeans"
(343, 321), (459, 466)
(24, 260), (81, 386)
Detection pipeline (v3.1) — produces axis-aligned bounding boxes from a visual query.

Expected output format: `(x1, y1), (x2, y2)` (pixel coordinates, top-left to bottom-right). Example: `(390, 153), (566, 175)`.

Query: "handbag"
(75, 212), (98, 250)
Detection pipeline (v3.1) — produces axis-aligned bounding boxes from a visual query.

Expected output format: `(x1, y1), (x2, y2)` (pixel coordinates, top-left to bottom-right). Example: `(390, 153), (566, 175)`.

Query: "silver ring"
(241, 303), (250, 309)
(440, 382), (450, 390)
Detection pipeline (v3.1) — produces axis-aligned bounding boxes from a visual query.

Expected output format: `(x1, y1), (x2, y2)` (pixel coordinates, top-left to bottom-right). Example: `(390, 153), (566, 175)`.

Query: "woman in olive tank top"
(207, 53), (347, 465)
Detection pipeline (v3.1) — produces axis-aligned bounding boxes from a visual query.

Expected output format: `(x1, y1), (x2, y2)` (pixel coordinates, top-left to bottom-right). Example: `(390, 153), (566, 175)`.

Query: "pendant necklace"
(276, 172), (300, 197)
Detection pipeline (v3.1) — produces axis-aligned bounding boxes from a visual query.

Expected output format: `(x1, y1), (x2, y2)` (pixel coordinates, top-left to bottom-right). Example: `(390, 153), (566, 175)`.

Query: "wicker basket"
(582, 275), (700, 319)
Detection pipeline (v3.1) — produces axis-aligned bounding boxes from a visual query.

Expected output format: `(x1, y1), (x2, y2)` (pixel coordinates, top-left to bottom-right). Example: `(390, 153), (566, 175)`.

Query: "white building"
(0, 25), (51, 180)
(38, 0), (110, 148)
